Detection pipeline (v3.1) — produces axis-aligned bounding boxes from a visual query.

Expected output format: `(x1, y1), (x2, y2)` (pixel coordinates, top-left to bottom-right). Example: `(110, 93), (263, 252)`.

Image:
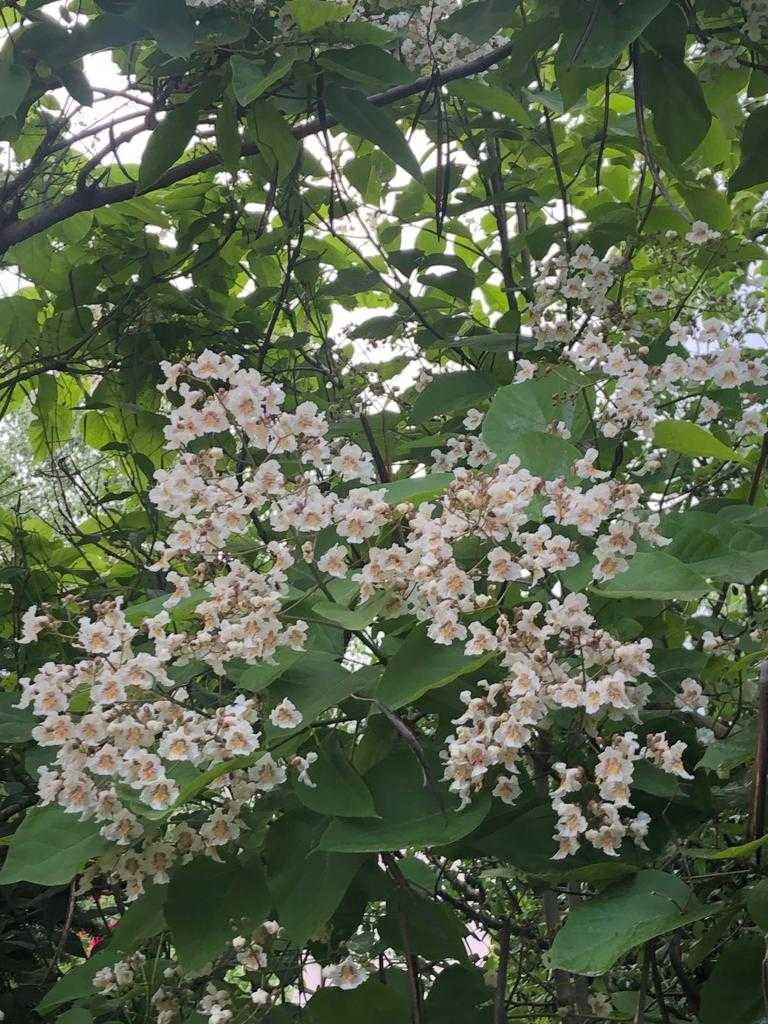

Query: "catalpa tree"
(1, 1), (768, 1022)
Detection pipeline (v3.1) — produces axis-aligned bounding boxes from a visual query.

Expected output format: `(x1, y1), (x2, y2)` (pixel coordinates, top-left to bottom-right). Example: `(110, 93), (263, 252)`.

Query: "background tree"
(2, 1), (768, 1023)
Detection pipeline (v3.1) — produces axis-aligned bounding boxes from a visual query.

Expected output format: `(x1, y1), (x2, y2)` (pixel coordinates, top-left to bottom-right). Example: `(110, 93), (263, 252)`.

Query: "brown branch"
(494, 920), (512, 1024)
(749, 432), (768, 504)
(634, 942), (653, 1024)
(46, 877), (79, 981)
(0, 40), (516, 254)
(630, 43), (692, 224)
(360, 412), (391, 483)
(749, 661), (768, 856)
(382, 853), (424, 1024)
(650, 949), (671, 1024)
(667, 933), (700, 1015)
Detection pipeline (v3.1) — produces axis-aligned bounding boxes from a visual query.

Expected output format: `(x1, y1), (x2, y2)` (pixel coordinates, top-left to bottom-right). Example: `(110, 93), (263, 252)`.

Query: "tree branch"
(0, 40), (516, 254)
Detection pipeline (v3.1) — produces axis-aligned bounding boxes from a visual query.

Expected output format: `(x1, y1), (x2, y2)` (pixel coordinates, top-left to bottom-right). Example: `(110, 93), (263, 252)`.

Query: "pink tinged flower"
(141, 778), (179, 811)
(322, 956), (370, 990)
(78, 618), (121, 654)
(464, 621), (498, 657)
(283, 620), (309, 651)
(18, 605), (49, 644)
(492, 774), (521, 804)
(552, 835), (580, 860)
(269, 698), (303, 729)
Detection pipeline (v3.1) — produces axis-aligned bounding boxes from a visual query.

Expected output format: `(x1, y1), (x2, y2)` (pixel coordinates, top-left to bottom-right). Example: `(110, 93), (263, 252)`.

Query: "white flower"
(674, 678), (708, 714)
(463, 407), (484, 430)
(18, 604), (49, 644)
(322, 955), (369, 990)
(492, 774), (521, 804)
(331, 443), (375, 483)
(685, 220), (720, 245)
(269, 698), (303, 729)
(141, 778), (179, 811)
(317, 544), (349, 578)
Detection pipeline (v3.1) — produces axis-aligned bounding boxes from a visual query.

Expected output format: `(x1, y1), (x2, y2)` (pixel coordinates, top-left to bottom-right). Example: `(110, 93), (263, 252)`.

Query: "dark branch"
(0, 40), (516, 254)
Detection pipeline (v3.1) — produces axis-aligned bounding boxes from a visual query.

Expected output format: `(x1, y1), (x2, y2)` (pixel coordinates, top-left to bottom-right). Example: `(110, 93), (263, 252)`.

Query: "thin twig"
(634, 942), (653, 1024)
(494, 920), (512, 1024)
(0, 40), (518, 252)
(630, 44), (692, 224)
(749, 661), (768, 857)
(46, 878), (78, 981)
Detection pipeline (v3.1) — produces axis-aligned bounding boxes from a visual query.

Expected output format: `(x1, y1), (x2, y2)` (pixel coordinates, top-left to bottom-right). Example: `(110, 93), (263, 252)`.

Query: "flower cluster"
(439, 589), (694, 860)
(549, 730), (690, 859)
(743, 0), (768, 41)
(17, 324), (737, 903)
(351, 0), (505, 70)
(527, 237), (767, 443)
(184, 0), (506, 71)
(93, 952), (147, 995)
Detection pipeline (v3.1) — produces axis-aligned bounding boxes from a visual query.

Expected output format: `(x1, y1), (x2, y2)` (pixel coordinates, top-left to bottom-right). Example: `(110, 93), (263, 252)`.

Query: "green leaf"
(482, 366), (591, 457)
(307, 979), (410, 1024)
(595, 551), (710, 602)
(29, 374), (76, 460)
(0, 63), (30, 117)
(132, 0), (195, 57)
(0, 690), (35, 743)
(438, 0), (518, 44)
(698, 721), (756, 772)
(640, 54), (711, 163)
(39, 947), (122, 1016)
(293, 734), (378, 818)
(410, 371), (494, 422)
(685, 833), (768, 861)
(746, 879), (768, 931)
(550, 870), (714, 976)
(317, 46), (417, 89)
(230, 53), (296, 106)
(324, 84), (422, 181)
(166, 855), (270, 972)
(0, 804), (111, 886)
(700, 936), (768, 1024)
(554, 50), (607, 109)
(380, 890), (467, 961)
(691, 549), (768, 584)
(316, 21), (397, 44)
(265, 811), (363, 946)
(679, 184), (732, 230)
(38, 886), (167, 1013)
(59, 66), (94, 106)
(109, 883), (167, 949)
(425, 964), (493, 1024)
(288, 0), (351, 31)
(633, 760), (683, 798)
(318, 750), (491, 852)
(246, 98), (300, 179)
(312, 589), (391, 630)
(376, 473), (454, 506)
(264, 653), (378, 735)
(730, 104), (768, 193)
(139, 78), (221, 190)
(654, 420), (745, 463)
(55, 1007), (93, 1024)
(512, 432), (581, 481)
(561, 0), (673, 67)
(448, 79), (529, 121)
(377, 624), (495, 710)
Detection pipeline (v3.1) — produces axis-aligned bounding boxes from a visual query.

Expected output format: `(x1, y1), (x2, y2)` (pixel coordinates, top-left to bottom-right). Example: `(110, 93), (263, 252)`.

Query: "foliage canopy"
(2, 1), (768, 1023)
